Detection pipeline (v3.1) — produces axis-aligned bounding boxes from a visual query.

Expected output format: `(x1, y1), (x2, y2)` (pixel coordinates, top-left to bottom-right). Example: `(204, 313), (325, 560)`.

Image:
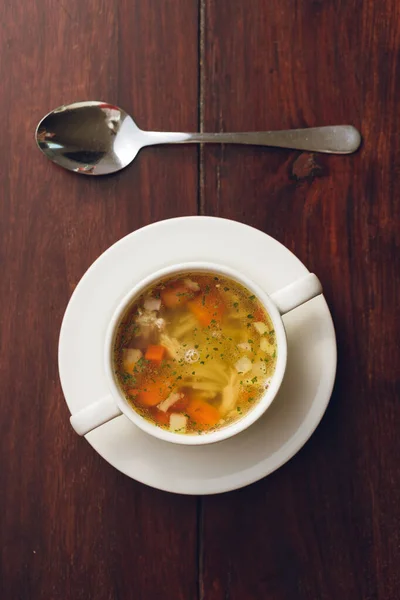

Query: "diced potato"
(260, 337), (275, 354)
(242, 362), (268, 387)
(123, 348), (143, 373)
(237, 342), (252, 352)
(253, 321), (268, 335)
(144, 297), (161, 311)
(184, 278), (200, 292)
(169, 413), (188, 433)
(252, 361), (267, 378)
(158, 392), (183, 413)
(234, 356), (252, 374)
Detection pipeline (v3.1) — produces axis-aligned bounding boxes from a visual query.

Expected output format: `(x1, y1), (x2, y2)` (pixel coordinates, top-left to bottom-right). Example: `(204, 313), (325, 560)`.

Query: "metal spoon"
(35, 101), (361, 176)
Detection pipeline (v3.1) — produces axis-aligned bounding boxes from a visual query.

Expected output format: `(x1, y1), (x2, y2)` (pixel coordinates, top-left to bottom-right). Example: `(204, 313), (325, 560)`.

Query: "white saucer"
(59, 217), (337, 495)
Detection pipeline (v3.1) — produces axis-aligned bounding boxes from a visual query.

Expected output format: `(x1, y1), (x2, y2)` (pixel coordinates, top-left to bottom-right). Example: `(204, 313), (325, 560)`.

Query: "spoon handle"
(146, 125), (361, 154)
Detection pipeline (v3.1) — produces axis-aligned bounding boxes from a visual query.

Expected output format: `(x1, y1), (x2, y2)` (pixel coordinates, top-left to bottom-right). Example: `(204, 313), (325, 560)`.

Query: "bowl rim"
(104, 261), (287, 446)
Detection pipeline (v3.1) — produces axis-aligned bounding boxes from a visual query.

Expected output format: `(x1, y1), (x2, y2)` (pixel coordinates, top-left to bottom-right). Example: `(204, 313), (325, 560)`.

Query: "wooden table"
(1, 1), (399, 598)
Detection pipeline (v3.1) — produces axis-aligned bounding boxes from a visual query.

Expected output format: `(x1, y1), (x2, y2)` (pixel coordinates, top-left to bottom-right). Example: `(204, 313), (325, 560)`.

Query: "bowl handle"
(70, 395), (122, 436)
(270, 273), (322, 315)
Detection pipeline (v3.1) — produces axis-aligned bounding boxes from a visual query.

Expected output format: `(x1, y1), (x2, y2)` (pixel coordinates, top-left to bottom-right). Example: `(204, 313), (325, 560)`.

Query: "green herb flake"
(251, 376), (258, 384)
(249, 295), (256, 301)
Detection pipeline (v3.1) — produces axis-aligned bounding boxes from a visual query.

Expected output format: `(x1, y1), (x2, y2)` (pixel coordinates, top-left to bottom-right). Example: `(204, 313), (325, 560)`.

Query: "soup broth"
(113, 272), (277, 434)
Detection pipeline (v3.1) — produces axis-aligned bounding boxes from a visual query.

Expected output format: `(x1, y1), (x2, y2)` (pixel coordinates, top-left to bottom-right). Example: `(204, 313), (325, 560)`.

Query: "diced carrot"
(145, 345), (166, 363)
(135, 380), (170, 407)
(241, 387), (257, 404)
(254, 306), (265, 321)
(161, 283), (194, 308)
(186, 398), (221, 429)
(150, 408), (170, 426)
(188, 291), (225, 327)
(135, 390), (163, 407)
(188, 300), (213, 327)
(171, 392), (190, 412)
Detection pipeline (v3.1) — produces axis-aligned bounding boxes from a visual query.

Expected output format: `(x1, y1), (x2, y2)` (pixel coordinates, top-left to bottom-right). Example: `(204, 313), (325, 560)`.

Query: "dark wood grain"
(1, 0), (400, 599)
(199, 1), (400, 599)
(0, 1), (199, 599)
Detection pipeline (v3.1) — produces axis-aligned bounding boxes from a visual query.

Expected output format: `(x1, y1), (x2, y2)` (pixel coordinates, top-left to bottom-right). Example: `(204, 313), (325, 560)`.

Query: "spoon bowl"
(36, 102), (144, 175)
(36, 101), (361, 176)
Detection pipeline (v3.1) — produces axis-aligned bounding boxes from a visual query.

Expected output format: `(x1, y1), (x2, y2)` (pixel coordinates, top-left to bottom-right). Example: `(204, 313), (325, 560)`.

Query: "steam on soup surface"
(114, 272), (277, 435)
